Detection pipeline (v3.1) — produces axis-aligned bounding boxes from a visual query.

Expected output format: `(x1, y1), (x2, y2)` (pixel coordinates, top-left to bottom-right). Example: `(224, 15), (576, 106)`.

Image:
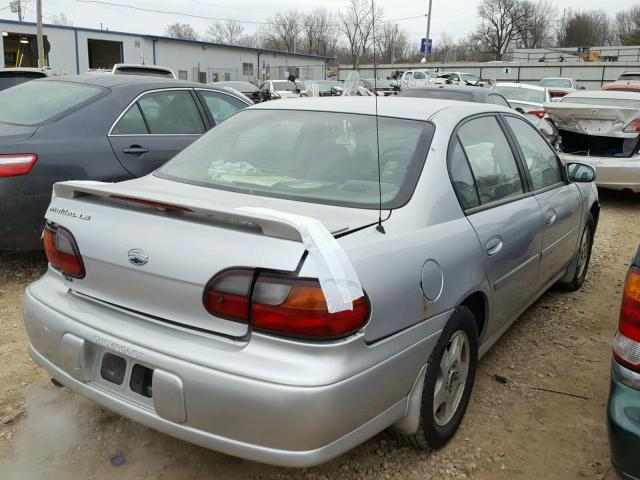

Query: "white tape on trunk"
(236, 207), (364, 313)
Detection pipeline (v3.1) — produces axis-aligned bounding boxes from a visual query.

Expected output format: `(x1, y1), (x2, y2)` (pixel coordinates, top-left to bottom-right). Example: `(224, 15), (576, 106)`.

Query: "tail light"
(613, 265), (640, 372)
(528, 110), (546, 119)
(623, 118), (640, 133)
(43, 222), (85, 278)
(549, 91), (567, 98)
(204, 269), (369, 340)
(0, 154), (37, 177)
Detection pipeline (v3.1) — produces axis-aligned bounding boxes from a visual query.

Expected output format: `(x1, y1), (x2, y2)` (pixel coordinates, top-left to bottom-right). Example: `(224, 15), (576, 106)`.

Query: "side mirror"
(269, 91), (281, 100)
(567, 162), (596, 183)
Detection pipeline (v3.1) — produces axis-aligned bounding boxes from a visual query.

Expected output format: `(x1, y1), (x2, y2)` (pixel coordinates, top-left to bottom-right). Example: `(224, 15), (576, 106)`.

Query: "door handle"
(545, 210), (557, 225)
(486, 236), (503, 256)
(122, 146), (149, 155)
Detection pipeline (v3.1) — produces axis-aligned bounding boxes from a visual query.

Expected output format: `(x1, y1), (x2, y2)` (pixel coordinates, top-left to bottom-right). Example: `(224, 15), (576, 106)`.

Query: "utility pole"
(36, 0), (45, 67)
(424, 0), (433, 62)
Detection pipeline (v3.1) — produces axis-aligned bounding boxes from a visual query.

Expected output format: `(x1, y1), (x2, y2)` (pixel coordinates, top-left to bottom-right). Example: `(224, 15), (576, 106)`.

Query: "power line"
(73, 0), (426, 27)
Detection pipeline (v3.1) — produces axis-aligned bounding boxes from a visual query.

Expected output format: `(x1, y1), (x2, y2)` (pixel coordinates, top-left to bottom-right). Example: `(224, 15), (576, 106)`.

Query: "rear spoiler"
(53, 181), (304, 242)
(52, 180), (364, 313)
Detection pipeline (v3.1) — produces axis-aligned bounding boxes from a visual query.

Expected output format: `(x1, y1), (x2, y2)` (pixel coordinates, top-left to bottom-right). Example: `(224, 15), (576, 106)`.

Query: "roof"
(249, 96), (509, 122)
(0, 67), (49, 74)
(495, 82), (546, 91)
(43, 73), (210, 89)
(399, 85), (499, 102)
(0, 18), (335, 61)
(564, 90), (640, 99)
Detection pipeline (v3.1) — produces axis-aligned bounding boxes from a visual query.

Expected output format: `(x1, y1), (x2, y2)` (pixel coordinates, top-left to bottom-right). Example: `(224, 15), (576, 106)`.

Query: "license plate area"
(93, 349), (155, 407)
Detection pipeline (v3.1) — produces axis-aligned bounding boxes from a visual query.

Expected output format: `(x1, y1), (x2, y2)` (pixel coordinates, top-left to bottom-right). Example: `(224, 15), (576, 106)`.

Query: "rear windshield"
(114, 67), (174, 78)
(540, 78), (572, 88)
(560, 96), (640, 109)
(460, 73), (480, 82)
(157, 110), (433, 209)
(493, 86), (546, 103)
(400, 89), (474, 102)
(0, 72), (46, 91)
(272, 81), (297, 92)
(618, 74), (640, 81)
(225, 82), (258, 93)
(0, 80), (104, 126)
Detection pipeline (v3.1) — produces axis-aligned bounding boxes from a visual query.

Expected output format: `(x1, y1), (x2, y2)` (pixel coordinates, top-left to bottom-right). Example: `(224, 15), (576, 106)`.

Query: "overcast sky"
(4, 0), (640, 46)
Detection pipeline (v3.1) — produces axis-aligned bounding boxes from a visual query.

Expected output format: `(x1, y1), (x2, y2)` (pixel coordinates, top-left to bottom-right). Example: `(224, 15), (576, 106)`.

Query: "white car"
(539, 77), (582, 101)
(259, 80), (301, 99)
(545, 90), (640, 193)
(493, 82), (550, 115)
(432, 72), (484, 87)
(0, 67), (50, 91)
(399, 69), (435, 90)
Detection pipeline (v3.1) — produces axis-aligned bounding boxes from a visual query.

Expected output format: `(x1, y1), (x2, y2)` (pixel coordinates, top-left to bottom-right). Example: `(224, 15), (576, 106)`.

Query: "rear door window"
(199, 90), (247, 124)
(505, 116), (564, 190)
(137, 90), (204, 134)
(450, 138), (480, 210)
(0, 80), (103, 126)
(111, 104), (148, 135)
(457, 116), (524, 205)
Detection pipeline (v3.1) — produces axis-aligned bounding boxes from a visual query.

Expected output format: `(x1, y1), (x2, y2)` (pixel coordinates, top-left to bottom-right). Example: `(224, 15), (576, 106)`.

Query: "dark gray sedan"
(0, 74), (252, 250)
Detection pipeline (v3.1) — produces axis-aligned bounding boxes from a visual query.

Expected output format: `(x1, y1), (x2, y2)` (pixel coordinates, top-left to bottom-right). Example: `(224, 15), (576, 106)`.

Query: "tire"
(398, 306), (478, 450)
(559, 213), (594, 291)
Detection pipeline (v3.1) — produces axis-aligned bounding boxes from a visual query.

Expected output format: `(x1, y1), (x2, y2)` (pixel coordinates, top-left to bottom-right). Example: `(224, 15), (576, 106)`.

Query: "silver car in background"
(24, 98), (599, 466)
(493, 82), (551, 115)
(545, 90), (640, 193)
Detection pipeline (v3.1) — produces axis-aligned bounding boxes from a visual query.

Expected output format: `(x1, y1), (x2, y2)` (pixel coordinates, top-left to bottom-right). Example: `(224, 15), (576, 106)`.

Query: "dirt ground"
(0, 190), (638, 480)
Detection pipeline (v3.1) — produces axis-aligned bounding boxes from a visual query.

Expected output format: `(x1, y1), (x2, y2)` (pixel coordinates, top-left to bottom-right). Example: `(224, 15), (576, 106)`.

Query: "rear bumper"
(559, 154), (640, 193)
(23, 272), (444, 466)
(607, 361), (640, 480)
(0, 175), (48, 250)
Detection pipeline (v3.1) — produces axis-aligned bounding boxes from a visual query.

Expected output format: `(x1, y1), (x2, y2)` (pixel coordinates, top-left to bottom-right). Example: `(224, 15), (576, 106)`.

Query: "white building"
(0, 19), (333, 82)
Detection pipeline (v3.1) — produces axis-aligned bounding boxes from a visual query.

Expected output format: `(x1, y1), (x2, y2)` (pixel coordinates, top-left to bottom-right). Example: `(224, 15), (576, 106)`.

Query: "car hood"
(544, 102), (640, 138)
(0, 122), (38, 142)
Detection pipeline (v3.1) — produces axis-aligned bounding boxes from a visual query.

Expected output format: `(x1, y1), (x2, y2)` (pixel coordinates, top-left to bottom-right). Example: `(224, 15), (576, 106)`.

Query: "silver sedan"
(24, 97), (599, 466)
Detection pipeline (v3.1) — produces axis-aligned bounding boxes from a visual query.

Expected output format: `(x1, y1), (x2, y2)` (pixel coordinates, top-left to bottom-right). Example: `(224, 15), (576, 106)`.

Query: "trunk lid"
(544, 102), (640, 138)
(46, 176), (383, 337)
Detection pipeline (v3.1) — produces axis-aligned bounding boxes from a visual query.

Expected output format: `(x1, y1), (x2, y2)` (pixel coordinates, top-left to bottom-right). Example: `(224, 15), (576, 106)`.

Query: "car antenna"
(372, 0), (385, 234)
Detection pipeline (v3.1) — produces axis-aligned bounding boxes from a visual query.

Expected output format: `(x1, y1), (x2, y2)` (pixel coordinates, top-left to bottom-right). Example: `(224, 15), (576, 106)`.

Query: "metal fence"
(338, 62), (640, 90)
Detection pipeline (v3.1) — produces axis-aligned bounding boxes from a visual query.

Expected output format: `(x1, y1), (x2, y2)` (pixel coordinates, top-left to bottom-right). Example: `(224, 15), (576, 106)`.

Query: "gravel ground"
(0, 190), (638, 480)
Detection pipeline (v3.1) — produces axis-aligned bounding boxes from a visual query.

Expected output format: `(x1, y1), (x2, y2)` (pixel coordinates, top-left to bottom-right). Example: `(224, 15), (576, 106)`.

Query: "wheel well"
(590, 202), (600, 229)
(461, 292), (486, 337)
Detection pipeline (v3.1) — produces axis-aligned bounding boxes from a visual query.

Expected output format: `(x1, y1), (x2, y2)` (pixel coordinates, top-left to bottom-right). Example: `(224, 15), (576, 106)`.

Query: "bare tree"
(300, 9), (338, 56)
(206, 20), (245, 45)
(557, 9), (613, 47)
(49, 13), (72, 26)
(615, 5), (640, 46)
(517, 0), (557, 48)
(474, 0), (527, 60)
(338, 0), (381, 69)
(432, 32), (455, 62)
(376, 23), (411, 63)
(165, 23), (199, 40)
(263, 11), (303, 52)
